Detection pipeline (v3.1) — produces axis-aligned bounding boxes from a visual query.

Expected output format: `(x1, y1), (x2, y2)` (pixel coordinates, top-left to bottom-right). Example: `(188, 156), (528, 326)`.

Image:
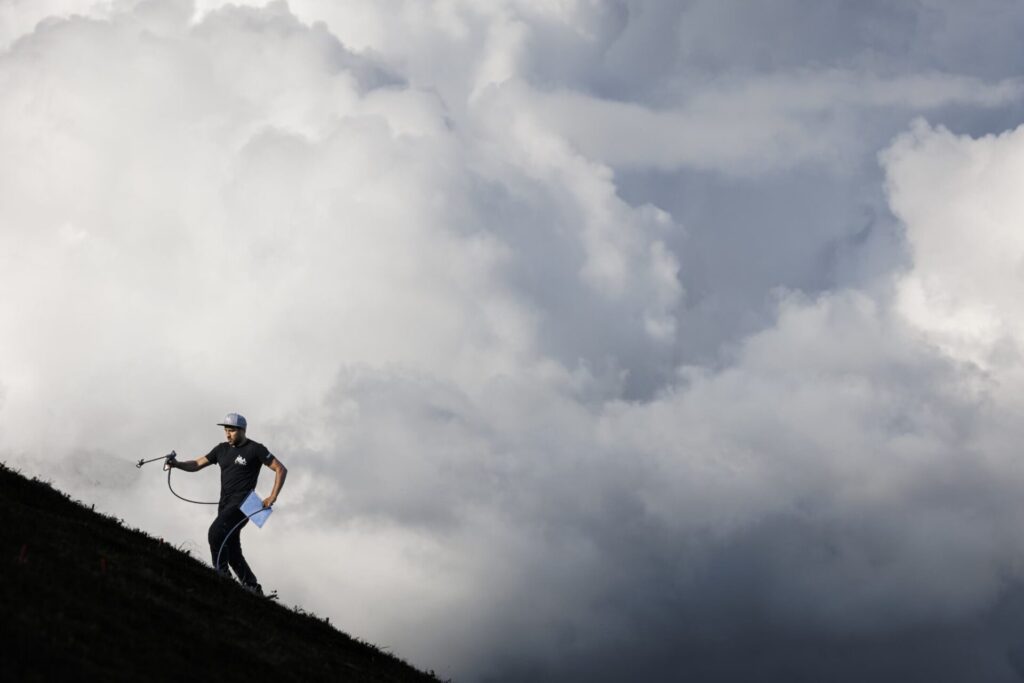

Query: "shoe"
(244, 582), (264, 596)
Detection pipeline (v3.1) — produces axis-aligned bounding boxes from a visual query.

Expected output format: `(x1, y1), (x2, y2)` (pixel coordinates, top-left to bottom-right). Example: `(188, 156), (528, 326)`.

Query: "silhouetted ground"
(0, 461), (445, 682)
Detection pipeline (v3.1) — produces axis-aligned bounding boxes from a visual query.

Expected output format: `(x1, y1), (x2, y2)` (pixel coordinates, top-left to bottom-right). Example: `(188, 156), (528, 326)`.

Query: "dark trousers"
(208, 504), (258, 587)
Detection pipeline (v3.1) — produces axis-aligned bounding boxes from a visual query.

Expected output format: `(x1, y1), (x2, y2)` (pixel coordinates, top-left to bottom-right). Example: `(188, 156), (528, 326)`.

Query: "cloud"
(886, 120), (1024, 369)
(512, 72), (1023, 174)
(286, 287), (1024, 681)
(5, 1), (1024, 681)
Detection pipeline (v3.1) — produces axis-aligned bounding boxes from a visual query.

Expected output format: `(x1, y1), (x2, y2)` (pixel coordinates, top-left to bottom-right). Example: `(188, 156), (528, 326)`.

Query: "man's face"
(224, 426), (245, 446)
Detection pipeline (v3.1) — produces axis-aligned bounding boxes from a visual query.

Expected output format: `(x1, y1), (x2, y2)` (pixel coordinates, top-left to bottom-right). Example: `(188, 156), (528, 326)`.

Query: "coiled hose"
(137, 451), (271, 587)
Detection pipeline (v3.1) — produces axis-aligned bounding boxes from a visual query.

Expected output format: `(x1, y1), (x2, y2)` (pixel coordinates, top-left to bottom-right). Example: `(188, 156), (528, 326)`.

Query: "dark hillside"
(0, 462), (444, 682)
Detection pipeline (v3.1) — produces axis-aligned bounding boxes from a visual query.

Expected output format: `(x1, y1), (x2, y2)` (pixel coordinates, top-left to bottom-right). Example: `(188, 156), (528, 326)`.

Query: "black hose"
(165, 465), (218, 505)
(214, 507), (271, 581)
(139, 452), (272, 580)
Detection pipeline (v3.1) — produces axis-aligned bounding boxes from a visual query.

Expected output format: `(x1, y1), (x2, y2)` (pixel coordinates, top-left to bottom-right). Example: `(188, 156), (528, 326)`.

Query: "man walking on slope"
(165, 413), (287, 594)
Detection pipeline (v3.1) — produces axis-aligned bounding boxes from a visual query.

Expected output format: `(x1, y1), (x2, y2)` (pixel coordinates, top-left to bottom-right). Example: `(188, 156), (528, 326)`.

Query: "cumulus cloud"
(887, 120), (1024, 368)
(5, 1), (1024, 681)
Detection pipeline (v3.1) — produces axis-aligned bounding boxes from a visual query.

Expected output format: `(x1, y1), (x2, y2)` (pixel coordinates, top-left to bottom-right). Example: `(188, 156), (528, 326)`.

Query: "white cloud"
(6, 2), (1024, 681)
(886, 119), (1024, 370)
(0, 0), (111, 50)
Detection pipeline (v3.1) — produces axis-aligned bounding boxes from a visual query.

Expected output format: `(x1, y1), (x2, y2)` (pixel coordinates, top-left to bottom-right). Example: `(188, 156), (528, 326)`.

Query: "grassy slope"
(0, 462), (444, 682)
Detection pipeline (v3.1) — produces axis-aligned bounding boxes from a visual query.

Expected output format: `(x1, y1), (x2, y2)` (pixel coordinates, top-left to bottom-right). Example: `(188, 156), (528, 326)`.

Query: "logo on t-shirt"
(234, 455), (248, 466)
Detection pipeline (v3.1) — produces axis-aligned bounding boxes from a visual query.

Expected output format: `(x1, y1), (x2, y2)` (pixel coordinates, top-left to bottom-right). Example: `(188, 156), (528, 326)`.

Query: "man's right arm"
(166, 456), (211, 472)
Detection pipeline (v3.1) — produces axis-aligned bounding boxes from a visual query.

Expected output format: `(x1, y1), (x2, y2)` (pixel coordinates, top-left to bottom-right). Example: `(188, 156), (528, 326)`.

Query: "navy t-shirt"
(206, 439), (275, 509)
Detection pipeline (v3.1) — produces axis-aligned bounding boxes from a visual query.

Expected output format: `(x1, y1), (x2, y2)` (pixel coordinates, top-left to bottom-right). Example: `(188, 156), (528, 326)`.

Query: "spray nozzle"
(136, 451), (177, 469)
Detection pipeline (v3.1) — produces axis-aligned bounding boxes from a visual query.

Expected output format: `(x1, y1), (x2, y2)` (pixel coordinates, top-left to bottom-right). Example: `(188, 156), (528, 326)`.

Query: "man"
(165, 413), (287, 594)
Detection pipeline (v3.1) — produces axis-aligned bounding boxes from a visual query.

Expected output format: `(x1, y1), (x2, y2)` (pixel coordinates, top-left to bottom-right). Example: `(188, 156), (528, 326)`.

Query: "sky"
(4, 1), (1024, 680)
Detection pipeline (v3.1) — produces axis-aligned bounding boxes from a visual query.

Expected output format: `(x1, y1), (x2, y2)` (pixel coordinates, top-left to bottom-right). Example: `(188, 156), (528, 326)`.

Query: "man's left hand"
(262, 496), (276, 509)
